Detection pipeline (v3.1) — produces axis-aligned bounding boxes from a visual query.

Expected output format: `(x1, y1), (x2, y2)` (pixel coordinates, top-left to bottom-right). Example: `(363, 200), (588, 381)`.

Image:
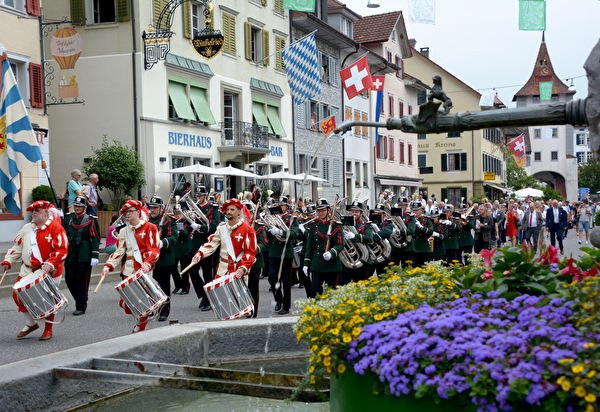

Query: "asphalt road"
(0, 230), (591, 367)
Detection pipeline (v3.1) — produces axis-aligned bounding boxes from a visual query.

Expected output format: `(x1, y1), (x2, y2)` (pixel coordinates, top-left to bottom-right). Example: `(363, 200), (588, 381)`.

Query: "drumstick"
(179, 260), (196, 275)
(0, 268), (6, 286)
(94, 274), (107, 293)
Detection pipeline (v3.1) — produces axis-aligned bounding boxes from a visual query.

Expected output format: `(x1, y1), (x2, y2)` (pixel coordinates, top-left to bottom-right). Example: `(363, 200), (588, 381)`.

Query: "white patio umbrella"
(161, 164), (220, 174)
(514, 187), (544, 198)
(212, 165), (262, 179)
(264, 171), (304, 180)
(294, 172), (327, 182)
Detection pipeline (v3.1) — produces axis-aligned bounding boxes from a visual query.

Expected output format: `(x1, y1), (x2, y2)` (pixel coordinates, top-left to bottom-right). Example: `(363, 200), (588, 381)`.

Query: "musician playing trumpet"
(339, 200), (374, 285)
(266, 197), (299, 315)
(303, 199), (344, 296)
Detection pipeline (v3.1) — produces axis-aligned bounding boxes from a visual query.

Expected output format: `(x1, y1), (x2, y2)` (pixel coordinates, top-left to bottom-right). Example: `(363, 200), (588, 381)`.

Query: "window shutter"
(223, 13), (236, 54)
(116, 0), (130, 22)
(244, 22), (252, 61)
(441, 188), (448, 202)
(262, 0), (268, 6)
(330, 56), (339, 86)
(153, 0), (168, 27)
(460, 153), (467, 171)
(26, 0), (41, 16)
(71, 0), (86, 25)
(29, 63), (44, 109)
(441, 154), (448, 171)
(274, 0), (284, 14)
(275, 36), (285, 71)
(296, 102), (306, 129)
(262, 30), (270, 66)
(183, 1), (192, 38)
(389, 137), (394, 160)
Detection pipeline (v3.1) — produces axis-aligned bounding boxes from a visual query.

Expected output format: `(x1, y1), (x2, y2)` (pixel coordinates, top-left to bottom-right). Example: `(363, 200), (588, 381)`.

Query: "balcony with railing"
(217, 121), (270, 163)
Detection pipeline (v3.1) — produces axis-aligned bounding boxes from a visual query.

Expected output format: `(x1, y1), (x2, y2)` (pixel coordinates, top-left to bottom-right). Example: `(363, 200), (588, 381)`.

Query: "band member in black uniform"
(427, 206), (446, 263)
(369, 204), (394, 277)
(442, 204), (461, 264)
(456, 202), (476, 265)
(339, 200), (374, 285)
(410, 200), (433, 268)
(392, 197), (416, 267)
(298, 203), (317, 298)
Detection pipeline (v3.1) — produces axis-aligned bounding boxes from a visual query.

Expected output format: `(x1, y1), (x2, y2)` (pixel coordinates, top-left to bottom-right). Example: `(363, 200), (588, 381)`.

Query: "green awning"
(266, 105), (286, 137)
(252, 101), (272, 132)
(168, 81), (196, 121)
(190, 87), (216, 124)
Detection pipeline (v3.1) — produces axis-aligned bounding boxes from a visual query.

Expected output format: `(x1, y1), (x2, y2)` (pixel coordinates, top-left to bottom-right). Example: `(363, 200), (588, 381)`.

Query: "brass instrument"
(428, 236), (435, 252)
(367, 222), (391, 263)
(460, 205), (476, 225)
(383, 198), (411, 249)
(179, 190), (210, 228)
(263, 212), (289, 242)
(336, 197), (370, 269)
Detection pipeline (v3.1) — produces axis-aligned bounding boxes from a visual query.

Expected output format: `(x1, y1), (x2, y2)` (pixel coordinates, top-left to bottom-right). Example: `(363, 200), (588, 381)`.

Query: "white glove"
(432, 232), (440, 238)
(323, 251), (332, 261)
(299, 223), (306, 233)
(90, 258), (99, 267)
(159, 240), (165, 249)
(416, 220), (423, 229)
(345, 231), (355, 240)
(303, 266), (308, 277)
(191, 223), (199, 231)
(391, 227), (398, 235)
(443, 220), (452, 226)
(269, 227), (283, 237)
(57, 209), (64, 218)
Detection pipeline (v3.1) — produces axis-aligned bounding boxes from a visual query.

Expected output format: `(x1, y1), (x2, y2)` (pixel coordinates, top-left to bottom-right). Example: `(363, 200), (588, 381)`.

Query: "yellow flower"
(584, 342), (595, 349)
(561, 380), (571, 392)
(557, 376), (566, 385)
(559, 358), (575, 365)
(330, 328), (339, 335)
(337, 364), (346, 374)
(587, 370), (596, 379)
(308, 365), (315, 373)
(575, 385), (587, 398)
(321, 347), (331, 356)
(585, 393), (596, 403)
(343, 335), (352, 343)
(572, 364), (585, 374)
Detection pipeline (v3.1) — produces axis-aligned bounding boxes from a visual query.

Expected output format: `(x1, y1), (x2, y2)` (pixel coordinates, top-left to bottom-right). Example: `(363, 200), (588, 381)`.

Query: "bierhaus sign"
(192, 33), (224, 59)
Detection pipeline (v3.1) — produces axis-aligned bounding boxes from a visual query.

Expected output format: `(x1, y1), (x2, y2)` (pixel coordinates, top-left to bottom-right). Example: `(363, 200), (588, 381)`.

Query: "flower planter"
(330, 371), (473, 412)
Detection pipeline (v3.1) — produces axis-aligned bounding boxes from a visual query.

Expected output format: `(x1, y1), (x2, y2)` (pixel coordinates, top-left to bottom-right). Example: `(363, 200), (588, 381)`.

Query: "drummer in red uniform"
(1, 201), (68, 341)
(101, 200), (161, 333)
(191, 198), (257, 281)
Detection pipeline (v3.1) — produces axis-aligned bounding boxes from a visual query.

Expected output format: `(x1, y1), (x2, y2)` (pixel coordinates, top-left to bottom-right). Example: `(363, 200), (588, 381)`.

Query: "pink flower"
(537, 245), (559, 265)
(479, 248), (497, 268)
(483, 270), (493, 281)
(559, 257), (581, 278)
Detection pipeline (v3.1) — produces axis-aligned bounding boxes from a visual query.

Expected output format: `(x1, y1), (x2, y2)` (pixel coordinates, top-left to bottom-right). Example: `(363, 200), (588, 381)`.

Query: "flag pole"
(254, 29), (318, 66)
(41, 159), (59, 207)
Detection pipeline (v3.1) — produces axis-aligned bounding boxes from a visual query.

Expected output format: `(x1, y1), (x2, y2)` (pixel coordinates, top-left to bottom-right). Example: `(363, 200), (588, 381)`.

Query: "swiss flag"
(507, 133), (526, 157)
(371, 75), (385, 92)
(340, 56), (373, 100)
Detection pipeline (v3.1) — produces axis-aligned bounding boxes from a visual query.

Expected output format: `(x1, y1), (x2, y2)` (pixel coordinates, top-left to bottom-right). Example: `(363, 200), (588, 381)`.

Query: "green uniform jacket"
(372, 219), (394, 241)
(299, 219), (318, 258)
(442, 219), (460, 250)
(413, 214), (434, 253)
(190, 202), (220, 250)
(63, 212), (101, 262)
(395, 214), (417, 253)
(429, 222), (447, 259)
(149, 215), (178, 268)
(253, 223), (267, 269)
(304, 220), (344, 273)
(173, 217), (191, 259)
(267, 213), (299, 259)
(457, 217), (475, 247)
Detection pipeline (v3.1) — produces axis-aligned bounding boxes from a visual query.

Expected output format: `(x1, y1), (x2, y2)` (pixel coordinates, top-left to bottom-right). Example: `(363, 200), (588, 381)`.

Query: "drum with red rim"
(115, 270), (168, 320)
(13, 270), (67, 320)
(203, 273), (254, 320)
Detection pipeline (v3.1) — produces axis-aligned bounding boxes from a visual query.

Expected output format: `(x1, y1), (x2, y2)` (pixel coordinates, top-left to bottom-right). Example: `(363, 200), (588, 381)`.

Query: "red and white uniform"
(197, 220), (257, 278)
(2, 216), (68, 313)
(104, 220), (161, 276)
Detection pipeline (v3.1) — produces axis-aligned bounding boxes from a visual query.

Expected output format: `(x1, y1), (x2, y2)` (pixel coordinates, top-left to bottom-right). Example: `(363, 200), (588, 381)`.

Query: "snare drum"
(292, 244), (303, 269)
(115, 270), (169, 320)
(13, 270), (67, 320)
(203, 273), (254, 320)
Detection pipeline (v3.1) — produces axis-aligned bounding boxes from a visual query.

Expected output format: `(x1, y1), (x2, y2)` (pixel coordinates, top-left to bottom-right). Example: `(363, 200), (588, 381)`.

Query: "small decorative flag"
(283, 0), (315, 12)
(408, 0), (436, 25)
(507, 133), (527, 168)
(539, 81), (553, 101)
(281, 34), (321, 106)
(519, 0), (546, 31)
(340, 56), (373, 100)
(372, 75), (385, 144)
(319, 116), (336, 136)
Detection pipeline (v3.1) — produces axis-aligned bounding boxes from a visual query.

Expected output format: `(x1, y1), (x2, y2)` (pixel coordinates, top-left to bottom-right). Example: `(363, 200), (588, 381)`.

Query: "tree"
(82, 136), (145, 209)
(506, 156), (539, 191)
(578, 158), (600, 194)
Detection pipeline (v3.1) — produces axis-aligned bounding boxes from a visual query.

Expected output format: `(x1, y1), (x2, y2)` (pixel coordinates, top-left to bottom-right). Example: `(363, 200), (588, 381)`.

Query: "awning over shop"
(168, 80), (196, 121)
(266, 105), (286, 137)
(484, 182), (508, 192)
(252, 101), (272, 133)
(377, 178), (422, 187)
(190, 86), (216, 124)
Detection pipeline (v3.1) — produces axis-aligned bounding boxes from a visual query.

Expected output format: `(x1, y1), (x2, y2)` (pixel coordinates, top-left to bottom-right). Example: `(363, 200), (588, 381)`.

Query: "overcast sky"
(346, 0), (599, 108)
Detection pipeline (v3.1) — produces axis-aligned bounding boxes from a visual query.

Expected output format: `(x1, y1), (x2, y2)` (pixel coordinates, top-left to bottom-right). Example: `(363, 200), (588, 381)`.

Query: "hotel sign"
(192, 33), (224, 59)
(484, 172), (496, 181)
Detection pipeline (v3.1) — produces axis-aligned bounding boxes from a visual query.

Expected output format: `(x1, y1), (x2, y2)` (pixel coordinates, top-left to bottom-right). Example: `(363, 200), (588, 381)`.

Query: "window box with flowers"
(294, 245), (600, 412)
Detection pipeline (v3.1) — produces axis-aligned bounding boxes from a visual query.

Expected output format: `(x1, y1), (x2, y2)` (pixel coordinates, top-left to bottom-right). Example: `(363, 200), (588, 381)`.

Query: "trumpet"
(179, 190), (210, 228)
(460, 205), (476, 225)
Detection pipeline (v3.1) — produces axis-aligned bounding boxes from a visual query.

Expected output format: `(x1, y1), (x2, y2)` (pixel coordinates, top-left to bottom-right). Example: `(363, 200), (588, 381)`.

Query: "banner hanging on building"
(507, 133), (527, 168)
(283, 0), (315, 12)
(519, 0), (546, 31)
(340, 55), (373, 100)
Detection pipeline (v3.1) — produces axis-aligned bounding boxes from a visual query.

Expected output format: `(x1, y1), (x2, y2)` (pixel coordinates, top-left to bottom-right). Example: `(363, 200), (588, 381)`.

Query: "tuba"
(262, 212), (289, 242)
(336, 198), (370, 269)
(367, 222), (391, 263)
(384, 199), (412, 249)
(178, 191), (210, 228)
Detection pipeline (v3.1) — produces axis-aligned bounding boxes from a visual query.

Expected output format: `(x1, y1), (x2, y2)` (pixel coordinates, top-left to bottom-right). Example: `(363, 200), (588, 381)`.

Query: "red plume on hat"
(26, 200), (55, 212)
(120, 200), (145, 215)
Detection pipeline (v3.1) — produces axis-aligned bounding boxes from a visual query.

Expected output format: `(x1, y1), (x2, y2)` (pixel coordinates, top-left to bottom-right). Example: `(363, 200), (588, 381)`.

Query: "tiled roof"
(513, 39), (574, 100)
(354, 11), (402, 44)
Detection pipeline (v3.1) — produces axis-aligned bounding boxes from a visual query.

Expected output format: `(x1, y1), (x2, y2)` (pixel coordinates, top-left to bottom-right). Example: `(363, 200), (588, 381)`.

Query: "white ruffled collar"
(129, 219), (147, 230)
(227, 220), (242, 231)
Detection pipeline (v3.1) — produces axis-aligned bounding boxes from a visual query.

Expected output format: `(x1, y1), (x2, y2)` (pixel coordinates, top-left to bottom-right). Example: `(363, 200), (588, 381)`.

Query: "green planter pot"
(330, 371), (473, 412)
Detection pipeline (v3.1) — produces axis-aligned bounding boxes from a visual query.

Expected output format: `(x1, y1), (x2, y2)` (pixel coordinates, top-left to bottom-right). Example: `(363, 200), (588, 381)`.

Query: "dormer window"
(341, 16), (352, 38)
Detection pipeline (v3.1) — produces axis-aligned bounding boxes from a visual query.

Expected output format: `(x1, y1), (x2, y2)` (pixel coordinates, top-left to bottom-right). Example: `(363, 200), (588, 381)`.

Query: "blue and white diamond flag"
(281, 33), (321, 106)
